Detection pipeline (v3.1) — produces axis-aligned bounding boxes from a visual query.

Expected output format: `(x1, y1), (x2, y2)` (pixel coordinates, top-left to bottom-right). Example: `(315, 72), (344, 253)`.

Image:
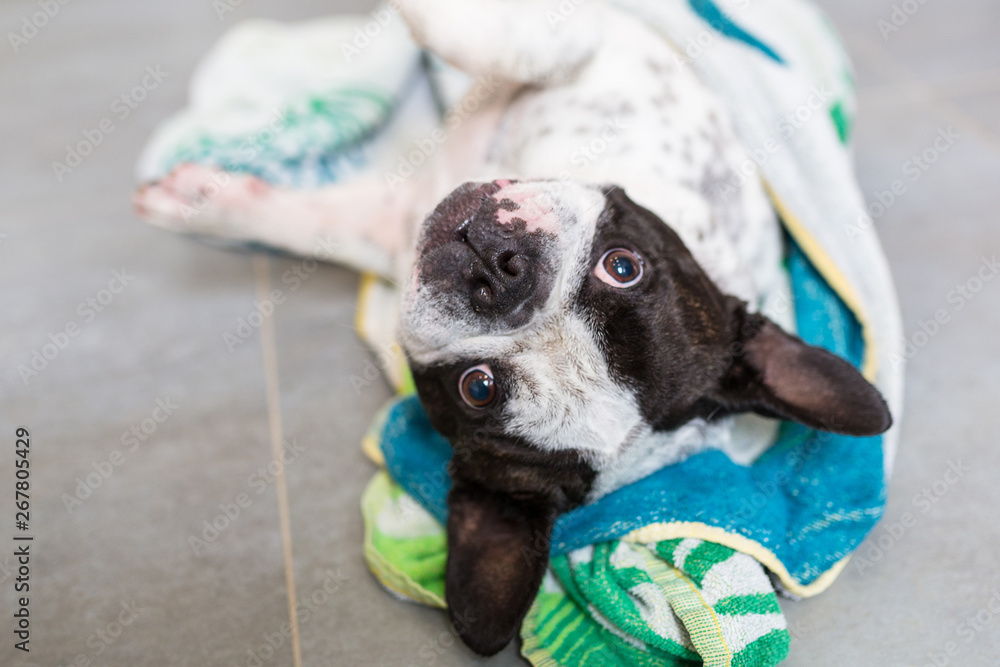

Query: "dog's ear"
(445, 482), (557, 656)
(714, 309), (892, 436)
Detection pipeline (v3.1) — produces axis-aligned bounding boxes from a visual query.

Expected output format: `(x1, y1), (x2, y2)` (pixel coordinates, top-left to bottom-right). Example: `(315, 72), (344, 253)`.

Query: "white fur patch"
(587, 417), (736, 501)
(492, 181), (562, 234)
(502, 312), (645, 460)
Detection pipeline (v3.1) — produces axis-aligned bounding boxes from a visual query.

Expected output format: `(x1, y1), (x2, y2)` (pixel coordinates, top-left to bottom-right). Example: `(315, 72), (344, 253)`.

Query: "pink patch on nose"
(491, 183), (559, 234)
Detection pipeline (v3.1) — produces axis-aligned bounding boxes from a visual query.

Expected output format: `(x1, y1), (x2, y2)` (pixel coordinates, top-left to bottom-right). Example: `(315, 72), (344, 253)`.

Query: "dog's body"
(136, 0), (891, 655)
(139, 0), (788, 487)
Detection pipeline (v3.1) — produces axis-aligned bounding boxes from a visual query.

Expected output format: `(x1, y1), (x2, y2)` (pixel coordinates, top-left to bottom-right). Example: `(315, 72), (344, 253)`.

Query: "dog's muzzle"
(415, 180), (556, 328)
(457, 213), (537, 317)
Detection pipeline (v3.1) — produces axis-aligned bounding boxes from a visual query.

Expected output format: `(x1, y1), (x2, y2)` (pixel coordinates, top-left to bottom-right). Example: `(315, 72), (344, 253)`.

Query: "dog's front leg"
(134, 166), (422, 279)
(397, 0), (602, 84)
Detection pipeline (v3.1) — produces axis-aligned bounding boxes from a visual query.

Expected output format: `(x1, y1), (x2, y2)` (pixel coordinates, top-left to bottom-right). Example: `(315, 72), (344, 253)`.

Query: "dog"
(136, 0), (892, 655)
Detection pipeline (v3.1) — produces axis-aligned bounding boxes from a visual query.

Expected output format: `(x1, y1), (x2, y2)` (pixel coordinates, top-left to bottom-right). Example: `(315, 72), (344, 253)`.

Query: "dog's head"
(398, 179), (891, 655)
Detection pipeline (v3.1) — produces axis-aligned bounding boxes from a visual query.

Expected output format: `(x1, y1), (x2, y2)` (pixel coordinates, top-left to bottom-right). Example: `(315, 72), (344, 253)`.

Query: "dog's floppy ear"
(715, 309), (892, 436)
(445, 482), (557, 656)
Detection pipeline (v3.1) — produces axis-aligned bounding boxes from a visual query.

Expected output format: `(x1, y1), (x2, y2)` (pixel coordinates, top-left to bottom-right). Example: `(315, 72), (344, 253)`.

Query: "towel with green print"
(362, 470), (789, 666)
(134, 15), (448, 188)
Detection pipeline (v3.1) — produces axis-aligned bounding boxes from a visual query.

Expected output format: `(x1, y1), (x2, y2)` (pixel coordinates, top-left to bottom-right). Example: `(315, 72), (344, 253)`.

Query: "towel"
(134, 1), (904, 664)
(362, 470), (790, 666)
(359, 236), (875, 665)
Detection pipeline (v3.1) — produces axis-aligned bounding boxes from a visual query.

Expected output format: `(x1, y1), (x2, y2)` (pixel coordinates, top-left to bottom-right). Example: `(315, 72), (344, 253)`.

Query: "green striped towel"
(362, 471), (789, 667)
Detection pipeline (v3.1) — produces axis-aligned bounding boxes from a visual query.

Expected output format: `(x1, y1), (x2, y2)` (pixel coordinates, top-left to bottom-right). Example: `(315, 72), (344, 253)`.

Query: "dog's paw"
(134, 164), (271, 239)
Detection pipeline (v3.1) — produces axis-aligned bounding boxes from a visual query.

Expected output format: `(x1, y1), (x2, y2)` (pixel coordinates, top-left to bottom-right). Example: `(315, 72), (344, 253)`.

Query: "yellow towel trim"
(360, 399), (392, 467)
(763, 181), (878, 382)
(354, 271), (379, 341)
(361, 432), (385, 467)
(624, 521), (850, 598)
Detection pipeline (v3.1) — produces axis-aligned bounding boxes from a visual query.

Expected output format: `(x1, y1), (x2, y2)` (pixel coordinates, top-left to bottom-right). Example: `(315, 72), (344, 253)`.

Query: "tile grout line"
(253, 253), (304, 667)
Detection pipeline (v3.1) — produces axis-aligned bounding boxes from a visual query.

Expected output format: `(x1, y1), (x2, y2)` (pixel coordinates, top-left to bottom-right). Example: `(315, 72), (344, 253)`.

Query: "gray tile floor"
(1, 0), (998, 665)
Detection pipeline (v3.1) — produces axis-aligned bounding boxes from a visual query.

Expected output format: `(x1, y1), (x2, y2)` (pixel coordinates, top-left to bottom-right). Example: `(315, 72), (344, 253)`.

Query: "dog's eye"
(459, 364), (496, 409)
(595, 248), (643, 287)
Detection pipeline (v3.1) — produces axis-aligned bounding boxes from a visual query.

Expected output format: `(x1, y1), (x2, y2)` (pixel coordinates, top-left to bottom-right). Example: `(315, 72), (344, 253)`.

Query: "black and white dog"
(137, 0), (891, 655)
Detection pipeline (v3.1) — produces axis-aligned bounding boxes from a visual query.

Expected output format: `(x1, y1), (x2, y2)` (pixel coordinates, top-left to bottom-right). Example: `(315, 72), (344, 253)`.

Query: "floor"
(1, 0), (998, 665)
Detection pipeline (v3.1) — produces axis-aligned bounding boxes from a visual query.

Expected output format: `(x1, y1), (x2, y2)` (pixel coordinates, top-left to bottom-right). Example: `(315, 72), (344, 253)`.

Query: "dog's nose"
(460, 223), (536, 317)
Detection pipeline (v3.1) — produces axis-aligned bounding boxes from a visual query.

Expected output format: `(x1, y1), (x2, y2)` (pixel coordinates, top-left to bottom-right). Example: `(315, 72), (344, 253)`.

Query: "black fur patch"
(411, 359), (596, 506)
(577, 187), (891, 435)
(576, 187), (739, 430)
